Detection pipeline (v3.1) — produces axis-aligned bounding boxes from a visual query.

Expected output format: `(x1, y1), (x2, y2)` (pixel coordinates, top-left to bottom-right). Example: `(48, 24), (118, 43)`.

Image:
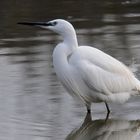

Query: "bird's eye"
(52, 21), (57, 26)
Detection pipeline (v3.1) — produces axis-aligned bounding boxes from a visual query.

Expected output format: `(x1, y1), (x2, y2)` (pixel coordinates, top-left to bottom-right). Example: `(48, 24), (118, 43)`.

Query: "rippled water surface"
(1, 0), (140, 139)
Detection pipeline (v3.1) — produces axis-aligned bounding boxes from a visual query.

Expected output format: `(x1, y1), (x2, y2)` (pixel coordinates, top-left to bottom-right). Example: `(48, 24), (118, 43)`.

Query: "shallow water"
(1, 0), (140, 139)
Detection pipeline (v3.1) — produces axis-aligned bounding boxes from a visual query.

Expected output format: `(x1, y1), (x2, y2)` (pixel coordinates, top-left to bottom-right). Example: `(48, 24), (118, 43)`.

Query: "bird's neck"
(53, 28), (78, 72)
(62, 27), (78, 53)
(53, 33), (77, 69)
(63, 35), (78, 50)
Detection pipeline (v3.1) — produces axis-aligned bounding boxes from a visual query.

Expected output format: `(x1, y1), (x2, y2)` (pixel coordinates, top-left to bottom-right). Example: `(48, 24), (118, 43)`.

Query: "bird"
(18, 19), (140, 118)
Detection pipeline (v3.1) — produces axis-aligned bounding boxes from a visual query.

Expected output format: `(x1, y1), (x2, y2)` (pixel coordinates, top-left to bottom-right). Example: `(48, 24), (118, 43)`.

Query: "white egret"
(18, 19), (140, 117)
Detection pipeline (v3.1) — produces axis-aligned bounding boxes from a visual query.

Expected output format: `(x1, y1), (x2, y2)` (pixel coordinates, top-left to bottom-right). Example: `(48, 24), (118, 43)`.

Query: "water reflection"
(66, 113), (140, 140)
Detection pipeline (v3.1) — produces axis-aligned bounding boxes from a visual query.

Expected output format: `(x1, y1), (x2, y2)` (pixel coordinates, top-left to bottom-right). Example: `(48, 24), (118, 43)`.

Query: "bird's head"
(18, 19), (75, 36)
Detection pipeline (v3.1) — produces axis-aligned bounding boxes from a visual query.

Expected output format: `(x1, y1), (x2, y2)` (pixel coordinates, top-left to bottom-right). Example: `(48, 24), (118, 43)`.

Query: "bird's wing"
(70, 46), (136, 94)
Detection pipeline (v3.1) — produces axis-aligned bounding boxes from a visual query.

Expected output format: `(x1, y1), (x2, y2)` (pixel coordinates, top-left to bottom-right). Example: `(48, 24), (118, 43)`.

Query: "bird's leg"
(105, 102), (110, 121)
(87, 108), (91, 114)
(86, 104), (91, 114)
(105, 102), (110, 114)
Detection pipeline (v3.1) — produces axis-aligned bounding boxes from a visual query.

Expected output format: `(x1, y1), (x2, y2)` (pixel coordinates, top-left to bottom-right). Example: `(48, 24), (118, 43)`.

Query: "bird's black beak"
(17, 21), (52, 26)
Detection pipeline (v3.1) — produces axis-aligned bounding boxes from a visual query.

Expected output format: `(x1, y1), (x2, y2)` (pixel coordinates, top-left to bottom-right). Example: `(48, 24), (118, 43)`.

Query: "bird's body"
(53, 39), (140, 107)
(18, 19), (140, 116)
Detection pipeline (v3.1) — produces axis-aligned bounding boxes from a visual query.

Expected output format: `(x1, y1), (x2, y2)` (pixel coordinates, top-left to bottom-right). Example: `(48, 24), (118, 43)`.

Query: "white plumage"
(18, 19), (140, 116)
(51, 19), (140, 111)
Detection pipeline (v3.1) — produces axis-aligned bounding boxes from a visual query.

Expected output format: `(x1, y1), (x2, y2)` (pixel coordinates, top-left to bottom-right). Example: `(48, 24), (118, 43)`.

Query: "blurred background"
(1, 0), (140, 139)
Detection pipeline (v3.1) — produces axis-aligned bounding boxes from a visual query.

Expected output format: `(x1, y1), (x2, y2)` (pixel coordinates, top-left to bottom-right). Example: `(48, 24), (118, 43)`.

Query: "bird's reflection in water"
(66, 113), (140, 140)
